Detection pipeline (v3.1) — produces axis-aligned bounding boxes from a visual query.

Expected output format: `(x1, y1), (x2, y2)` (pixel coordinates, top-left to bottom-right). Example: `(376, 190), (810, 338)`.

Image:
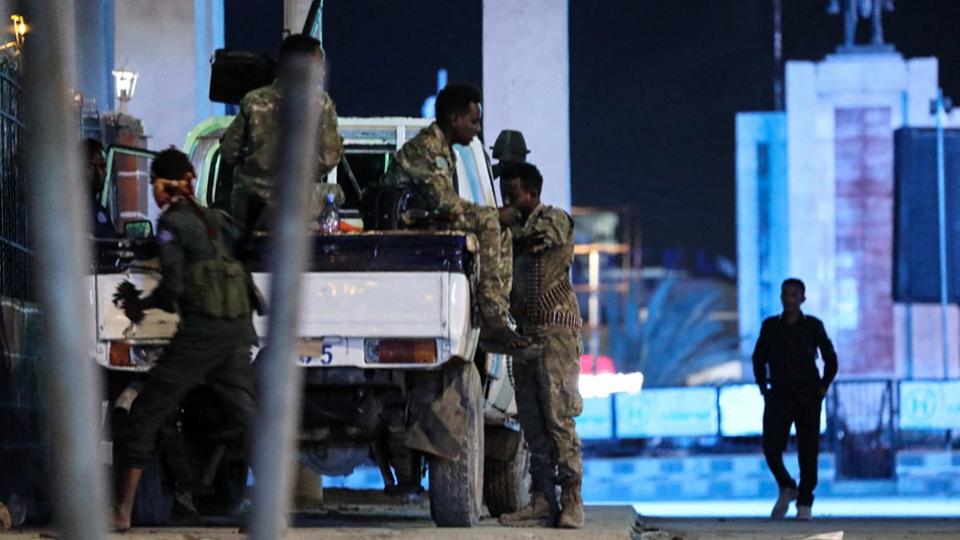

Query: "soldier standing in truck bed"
(383, 83), (537, 356)
(220, 33), (343, 232)
(496, 162), (584, 529)
(111, 148), (257, 531)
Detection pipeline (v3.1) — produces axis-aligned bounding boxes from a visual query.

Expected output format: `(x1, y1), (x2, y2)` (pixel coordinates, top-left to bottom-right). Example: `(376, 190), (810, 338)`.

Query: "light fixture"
(112, 68), (139, 112)
(10, 15), (26, 49)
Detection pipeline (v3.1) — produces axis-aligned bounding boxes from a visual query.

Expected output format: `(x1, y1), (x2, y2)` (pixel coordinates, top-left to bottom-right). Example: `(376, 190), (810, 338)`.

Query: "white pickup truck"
(91, 117), (529, 527)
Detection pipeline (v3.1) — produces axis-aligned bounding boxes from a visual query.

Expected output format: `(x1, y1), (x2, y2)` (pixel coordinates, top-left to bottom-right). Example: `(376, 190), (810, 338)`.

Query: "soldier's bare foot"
(111, 504), (131, 533)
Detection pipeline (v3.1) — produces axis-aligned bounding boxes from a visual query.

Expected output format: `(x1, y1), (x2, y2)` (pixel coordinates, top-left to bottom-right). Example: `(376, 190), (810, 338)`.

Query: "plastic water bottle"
(317, 192), (340, 234)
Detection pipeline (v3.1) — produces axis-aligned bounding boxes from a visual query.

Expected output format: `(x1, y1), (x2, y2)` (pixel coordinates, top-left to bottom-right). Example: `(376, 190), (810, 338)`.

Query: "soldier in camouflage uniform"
(496, 162), (585, 529)
(111, 149), (257, 531)
(220, 33), (343, 231)
(384, 83), (536, 355)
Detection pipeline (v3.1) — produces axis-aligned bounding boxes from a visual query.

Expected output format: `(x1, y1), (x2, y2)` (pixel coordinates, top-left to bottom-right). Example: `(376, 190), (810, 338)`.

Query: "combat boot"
(557, 482), (584, 529)
(498, 492), (552, 527)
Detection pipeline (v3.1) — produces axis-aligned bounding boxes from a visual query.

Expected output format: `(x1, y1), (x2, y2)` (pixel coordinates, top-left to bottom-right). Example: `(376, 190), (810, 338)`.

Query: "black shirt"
(752, 312), (838, 392)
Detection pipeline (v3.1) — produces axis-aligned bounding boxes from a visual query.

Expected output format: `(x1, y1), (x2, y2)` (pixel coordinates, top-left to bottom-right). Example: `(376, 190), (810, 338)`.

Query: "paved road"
(0, 502), (637, 539)
(636, 516), (960, 540)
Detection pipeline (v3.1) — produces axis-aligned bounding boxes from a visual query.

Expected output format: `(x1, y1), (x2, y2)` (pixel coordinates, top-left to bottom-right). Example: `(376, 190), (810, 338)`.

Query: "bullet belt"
(512, 292), (582, 331)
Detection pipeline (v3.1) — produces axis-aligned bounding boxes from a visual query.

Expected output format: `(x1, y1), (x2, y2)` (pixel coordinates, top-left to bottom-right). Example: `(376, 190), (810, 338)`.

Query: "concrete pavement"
(635, 516), (960, 540)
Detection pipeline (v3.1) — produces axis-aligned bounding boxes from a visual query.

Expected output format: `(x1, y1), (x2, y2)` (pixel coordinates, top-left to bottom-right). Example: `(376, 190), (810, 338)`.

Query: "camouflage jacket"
(509, 204), (582, 330)
(385, 122), (464, 215)
(220, 80), (344, 201)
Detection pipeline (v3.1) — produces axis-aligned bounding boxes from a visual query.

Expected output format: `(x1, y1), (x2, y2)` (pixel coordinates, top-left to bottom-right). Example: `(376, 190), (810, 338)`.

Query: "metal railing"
(0, 64), (31, 301)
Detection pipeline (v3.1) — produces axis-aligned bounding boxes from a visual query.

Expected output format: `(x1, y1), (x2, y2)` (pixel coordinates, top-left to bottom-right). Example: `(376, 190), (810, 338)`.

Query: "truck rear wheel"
(483, 436), (531, 517)
(428, 362), (484, 527)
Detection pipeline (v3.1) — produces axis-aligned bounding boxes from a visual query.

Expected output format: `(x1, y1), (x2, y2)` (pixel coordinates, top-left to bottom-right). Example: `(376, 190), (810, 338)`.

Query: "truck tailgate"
(252, 271), (455, 339)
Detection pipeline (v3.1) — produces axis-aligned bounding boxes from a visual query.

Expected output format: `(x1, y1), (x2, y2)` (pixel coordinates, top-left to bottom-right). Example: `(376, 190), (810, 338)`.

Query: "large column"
(115, 0), (197, 148)
(194, 0), (225, 122)
(483, 0), (570, 210)
(735, 112), (788, 357)
(75, 0), (114, 110)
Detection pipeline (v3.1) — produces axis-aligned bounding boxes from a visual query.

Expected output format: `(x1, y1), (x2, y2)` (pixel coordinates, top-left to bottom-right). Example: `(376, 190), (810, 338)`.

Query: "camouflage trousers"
(513, 327), (583, 487)
(445, 202), (512, 323)
(230, 176), (344, 230)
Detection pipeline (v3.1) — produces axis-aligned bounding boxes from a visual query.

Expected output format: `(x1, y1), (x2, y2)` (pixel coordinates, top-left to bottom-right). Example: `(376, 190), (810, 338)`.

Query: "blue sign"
(576, 396), (614, 439)
(615, 388), (718, 438)
(718, 384), (826, 436)
(900, 381), (960, 430)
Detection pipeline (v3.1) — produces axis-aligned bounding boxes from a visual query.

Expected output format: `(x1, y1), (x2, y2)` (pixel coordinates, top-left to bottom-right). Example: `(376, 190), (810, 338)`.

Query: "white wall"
(483, 0), (570, 210)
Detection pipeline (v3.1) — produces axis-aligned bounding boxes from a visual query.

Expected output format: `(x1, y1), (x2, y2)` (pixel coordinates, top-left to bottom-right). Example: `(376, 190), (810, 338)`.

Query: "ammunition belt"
(512, 281), (581, 330)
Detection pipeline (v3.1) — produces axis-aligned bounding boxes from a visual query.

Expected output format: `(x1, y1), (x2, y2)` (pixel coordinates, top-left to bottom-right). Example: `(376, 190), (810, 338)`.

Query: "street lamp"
(112, 68), (139, 113)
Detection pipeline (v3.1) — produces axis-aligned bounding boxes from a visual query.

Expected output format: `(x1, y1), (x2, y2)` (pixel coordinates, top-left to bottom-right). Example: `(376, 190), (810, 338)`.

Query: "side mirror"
(124, 220), (153, 239)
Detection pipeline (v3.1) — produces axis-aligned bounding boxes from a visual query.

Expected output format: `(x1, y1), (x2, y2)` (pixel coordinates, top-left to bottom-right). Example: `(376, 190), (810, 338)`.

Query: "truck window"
(335, 150), (391, 210)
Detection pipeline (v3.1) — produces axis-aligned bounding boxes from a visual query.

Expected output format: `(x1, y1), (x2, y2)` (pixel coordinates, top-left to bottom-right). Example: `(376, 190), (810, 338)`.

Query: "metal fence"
(0, 65), (30, 301)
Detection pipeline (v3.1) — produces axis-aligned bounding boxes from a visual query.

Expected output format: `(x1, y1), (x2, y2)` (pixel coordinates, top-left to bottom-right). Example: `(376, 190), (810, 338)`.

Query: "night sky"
(318, 1), (960, 265)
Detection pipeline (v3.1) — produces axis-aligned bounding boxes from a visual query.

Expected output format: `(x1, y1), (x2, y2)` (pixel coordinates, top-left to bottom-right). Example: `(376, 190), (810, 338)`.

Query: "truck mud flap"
(404, 360), (471, 460)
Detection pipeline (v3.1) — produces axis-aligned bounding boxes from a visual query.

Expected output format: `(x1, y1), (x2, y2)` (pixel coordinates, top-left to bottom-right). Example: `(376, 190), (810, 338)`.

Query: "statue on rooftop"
(827, 0), (895, 48)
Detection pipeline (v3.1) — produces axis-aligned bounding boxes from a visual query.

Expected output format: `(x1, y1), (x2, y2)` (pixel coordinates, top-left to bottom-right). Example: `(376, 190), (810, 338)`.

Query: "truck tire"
(428, 362), (484, 527)
(483, 439), (531, 517)
(196, 458), (248, 516)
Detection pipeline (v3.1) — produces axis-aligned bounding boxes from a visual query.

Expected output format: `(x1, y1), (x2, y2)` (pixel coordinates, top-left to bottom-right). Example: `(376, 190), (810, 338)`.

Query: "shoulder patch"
(435, 156), (448, 169)
(157, 229), (175, 245)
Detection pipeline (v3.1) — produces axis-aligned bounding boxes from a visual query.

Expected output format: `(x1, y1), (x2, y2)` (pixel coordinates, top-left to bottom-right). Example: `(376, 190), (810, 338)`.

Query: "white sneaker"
(770, 486), (798, 519)
(796, 505), (812, 521)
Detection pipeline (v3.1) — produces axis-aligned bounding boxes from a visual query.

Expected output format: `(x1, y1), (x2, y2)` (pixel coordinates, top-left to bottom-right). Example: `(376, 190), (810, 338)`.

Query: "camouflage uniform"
(508, 204), (583, 522)
(220, 80), (344, 227)
(385, 122), (512, 323)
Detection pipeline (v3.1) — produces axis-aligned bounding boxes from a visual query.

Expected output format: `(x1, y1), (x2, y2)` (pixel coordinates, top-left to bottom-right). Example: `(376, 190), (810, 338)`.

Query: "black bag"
(209, 49), (274, 104)
(360, 183), (419, 231)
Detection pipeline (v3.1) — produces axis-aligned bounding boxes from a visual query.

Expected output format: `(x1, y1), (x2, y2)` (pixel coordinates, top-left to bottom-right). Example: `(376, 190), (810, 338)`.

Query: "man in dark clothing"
(752, 278), (838, 521)
(111, 149), (257, 531)
(83, 138), (116, 238)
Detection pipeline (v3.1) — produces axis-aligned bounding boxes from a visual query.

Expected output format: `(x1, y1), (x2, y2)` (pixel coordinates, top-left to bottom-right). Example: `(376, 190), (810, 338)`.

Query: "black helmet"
(491, 129), (530, 163)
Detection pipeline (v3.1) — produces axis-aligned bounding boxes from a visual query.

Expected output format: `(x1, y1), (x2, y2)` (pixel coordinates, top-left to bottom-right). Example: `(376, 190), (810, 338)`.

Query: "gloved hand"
(113, 280), (146, 324)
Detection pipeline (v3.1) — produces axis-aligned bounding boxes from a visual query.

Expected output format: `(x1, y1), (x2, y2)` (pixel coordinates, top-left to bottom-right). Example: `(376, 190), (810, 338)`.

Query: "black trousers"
(116, 321), (255, 469)
(762, 386), (823, 506)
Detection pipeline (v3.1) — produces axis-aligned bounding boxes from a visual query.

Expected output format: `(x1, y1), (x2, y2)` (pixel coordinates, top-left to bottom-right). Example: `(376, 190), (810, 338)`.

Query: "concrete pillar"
(115, 1), (224, 147)
(194, 0), (225, 122)
(75, 0), (114, 110)
(483, 0), (570, 210)
(735, 112), (787, 356)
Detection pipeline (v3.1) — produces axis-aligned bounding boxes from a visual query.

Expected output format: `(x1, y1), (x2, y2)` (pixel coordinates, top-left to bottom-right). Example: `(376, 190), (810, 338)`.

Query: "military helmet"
(491, 129), (530, 163)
